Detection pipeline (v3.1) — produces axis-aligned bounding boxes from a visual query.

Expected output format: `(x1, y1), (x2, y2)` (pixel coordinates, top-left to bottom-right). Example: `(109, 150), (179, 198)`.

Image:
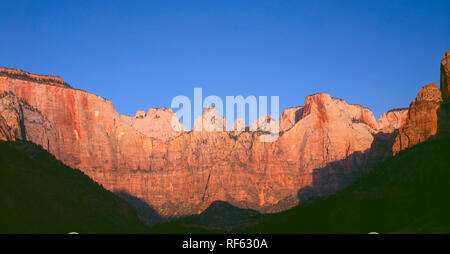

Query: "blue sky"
(1, 0), (449, 128)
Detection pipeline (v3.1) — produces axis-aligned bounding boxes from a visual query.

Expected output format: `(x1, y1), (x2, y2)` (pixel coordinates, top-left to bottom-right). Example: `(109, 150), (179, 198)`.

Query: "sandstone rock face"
(441, 51), (450, 101)
(377, 109), (409, 133)
(0, 92), (20, 141)
(120, 108), (186, 141)
(325, 97), (379, 130)
(0, 91), (57, 145)
(392, 83), (443, 154)
(193, 106), (228, 132)
(279, 106), (303, 132)
(0, 67), (404, 217)
(250, 115), (278, 132)
(0, 116), (10, 141)
(232, 118), (247, 132)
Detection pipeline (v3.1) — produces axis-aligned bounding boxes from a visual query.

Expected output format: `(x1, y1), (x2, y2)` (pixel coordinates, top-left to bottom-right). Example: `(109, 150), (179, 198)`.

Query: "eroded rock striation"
(120, 108), (186, 142)
(0, 67), (405, 217)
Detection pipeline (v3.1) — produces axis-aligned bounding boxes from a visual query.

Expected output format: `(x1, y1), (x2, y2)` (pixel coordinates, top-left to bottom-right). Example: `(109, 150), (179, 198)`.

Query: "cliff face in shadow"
(240, 138), (450, 234)
(114, 191), (167, 227)
(437, 100), (450, 138)
(298, 131), (398, 203)
(146, 138), (450, 233)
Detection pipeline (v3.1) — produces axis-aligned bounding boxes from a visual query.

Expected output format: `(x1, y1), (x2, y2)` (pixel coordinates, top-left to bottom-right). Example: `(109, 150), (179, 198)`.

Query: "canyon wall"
(393, 52), (450, 154)
(392, 83), (443, 154)
(377, 109), (408, 133)
(0, 66), (407, 217)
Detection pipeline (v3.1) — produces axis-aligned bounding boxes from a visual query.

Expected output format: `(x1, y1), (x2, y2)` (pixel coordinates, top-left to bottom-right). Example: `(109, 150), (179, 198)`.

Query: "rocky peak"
(302, 93), (378, 130)
(121, 107), (186, 141)
(193, 106), (227, 132)
(302, 93), (331, 119)
(250, 115), (279, 133)
(135, 110), (146, 118)
(377, 108), (409, 132)
(415, 82), (443, 102)
(392, 83), (443, 154)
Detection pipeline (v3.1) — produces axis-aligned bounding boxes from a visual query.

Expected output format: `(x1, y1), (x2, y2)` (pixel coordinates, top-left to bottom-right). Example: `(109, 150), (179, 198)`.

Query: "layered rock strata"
(0, 67), (404, 217)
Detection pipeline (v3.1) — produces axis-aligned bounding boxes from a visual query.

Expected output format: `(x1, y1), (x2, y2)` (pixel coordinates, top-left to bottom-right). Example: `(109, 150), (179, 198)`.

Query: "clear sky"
(1, 0), (449, 128)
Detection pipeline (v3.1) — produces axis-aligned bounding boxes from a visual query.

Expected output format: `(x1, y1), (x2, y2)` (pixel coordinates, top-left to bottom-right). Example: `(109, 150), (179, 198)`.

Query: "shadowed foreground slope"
(241, 139), (450, 234)
(0, 141), (148, 234)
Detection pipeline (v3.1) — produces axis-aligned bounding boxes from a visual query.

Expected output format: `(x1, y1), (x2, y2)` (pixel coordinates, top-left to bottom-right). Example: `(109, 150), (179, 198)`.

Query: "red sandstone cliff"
(377, 109), (408, 133)
(279, 106), (303, 132)
(0, 67), (405, 217)
(392, 52), (450, 154)
(120, 108), (186, 141)
(392, 83), (443, 154)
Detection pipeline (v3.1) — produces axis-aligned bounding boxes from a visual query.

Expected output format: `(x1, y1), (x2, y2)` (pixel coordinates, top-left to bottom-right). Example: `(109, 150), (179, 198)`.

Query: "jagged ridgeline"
(0, 66), (407, 218)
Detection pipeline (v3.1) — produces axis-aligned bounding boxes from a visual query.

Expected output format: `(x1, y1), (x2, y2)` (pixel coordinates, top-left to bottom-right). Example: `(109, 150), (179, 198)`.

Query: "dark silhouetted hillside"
(0, 141), (149, 234)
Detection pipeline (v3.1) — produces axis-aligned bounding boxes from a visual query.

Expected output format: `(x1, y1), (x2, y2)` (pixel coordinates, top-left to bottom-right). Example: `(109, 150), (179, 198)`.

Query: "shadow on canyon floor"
(174, 201), (261, 231)
(115, 190), (261, 232)
(115, 191), (167, 227)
